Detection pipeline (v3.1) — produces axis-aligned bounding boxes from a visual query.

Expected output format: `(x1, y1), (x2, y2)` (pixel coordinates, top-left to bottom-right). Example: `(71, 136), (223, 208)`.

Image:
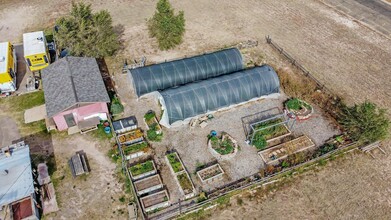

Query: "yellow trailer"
(0, 42), (17, 94)
(23, 31), (50, 72)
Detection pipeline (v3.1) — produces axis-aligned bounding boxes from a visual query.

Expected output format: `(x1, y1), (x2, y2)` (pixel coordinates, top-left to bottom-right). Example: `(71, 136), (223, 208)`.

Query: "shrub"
(252, 135), (267, 150)
(286, 98), (312, 111)
(197, 192), (207, 203)
(110, 97), (124, 115)
(281, 160), (290, 168)
(147, 123), (162, 142)
(338, 101), (390, 143)
(144, 112), (156, 121)
(147, 0), (185, 50)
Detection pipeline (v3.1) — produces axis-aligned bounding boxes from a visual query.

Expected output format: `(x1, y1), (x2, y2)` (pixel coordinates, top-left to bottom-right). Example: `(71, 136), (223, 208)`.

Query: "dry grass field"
(1, 0), (390, 219)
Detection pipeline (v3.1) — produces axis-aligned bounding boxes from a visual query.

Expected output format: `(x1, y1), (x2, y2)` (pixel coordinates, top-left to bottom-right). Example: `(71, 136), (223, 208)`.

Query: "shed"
(112, 116), (138, 134)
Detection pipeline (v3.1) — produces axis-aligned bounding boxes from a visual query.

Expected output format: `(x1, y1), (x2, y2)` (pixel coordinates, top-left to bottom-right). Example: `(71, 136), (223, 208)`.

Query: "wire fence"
(265, 35), (333, 94)
(150, 141), (359, 220)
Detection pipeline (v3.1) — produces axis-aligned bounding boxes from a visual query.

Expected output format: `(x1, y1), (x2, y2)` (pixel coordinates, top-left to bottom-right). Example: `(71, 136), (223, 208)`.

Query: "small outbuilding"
(42, 56), (110, 134)
(112, 116), (138, 134)
(0, 142), (40, 220)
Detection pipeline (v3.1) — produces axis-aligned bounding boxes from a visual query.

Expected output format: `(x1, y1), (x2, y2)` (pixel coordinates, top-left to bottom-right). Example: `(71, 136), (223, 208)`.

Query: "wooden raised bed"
(251, 118), (292, 150)
(140, 190), (170, 213)
(134, 174), (163, 196)
(176, 172), (196, 199)
(197, 164), (224, 183)
(122, 141), (149, 160)
(259, 135), (315, 165)
(144, 113), (162, 135)
(129, 160), (157, 180)
(165, 152), (196, 199)
(165, 152), (184, 174)
(117, 129), (144, 145)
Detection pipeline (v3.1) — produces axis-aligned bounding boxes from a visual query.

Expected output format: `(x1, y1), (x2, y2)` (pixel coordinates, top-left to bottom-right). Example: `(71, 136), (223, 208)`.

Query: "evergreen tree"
(55, 2), (119, 58)
(338, 101), (390, 143)
(148, 0), (185, 50)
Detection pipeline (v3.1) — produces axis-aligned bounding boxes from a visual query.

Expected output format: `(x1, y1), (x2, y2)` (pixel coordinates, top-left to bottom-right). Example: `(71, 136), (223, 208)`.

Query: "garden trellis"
(243, 109), (296, 145)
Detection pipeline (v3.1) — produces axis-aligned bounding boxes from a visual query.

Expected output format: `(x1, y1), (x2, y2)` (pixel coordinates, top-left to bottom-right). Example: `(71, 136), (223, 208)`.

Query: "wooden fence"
(265, 36), (332, 94)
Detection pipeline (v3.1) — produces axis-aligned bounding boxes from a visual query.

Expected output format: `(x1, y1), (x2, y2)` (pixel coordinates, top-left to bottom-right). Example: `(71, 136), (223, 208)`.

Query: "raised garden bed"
(129, 160), (156, 180)
(144, 111), (163, 142)
(176, 172), (196, 199)
(259, 135), (315, 165)
(197, 164), (224, 183)
(285, 98), (313, 120)
(144, 111), (162, 134)
(140, 190), (170, 213)
(122, 141), (149, 160)
(166, 152), (184, 173)
(117, 129), (144, 145)
(208, 132), (238, 160)
(251, 118), (291, 151)
(134, 174), (163, 196)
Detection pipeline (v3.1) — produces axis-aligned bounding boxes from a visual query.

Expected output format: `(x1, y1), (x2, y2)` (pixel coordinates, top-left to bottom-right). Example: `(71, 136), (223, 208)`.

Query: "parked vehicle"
(0, 42), (17, 95)
(23, 31), (50, 72)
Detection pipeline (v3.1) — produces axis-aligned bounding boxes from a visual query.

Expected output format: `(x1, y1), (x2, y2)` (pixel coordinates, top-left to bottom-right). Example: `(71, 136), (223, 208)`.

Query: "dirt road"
(1, 0), (390, 219)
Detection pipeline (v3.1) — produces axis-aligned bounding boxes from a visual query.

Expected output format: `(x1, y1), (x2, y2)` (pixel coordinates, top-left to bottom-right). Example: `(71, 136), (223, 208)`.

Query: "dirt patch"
(0, 116), (21, 146)
(44, 134), (128, 220)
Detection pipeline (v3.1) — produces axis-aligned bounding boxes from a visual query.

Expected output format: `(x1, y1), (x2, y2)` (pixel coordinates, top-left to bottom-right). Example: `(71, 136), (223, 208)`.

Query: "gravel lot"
(114, 73), (338, 199)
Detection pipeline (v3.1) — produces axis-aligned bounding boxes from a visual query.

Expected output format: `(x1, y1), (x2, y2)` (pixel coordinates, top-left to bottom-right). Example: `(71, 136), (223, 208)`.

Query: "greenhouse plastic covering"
(159, 65), (280, 127)
(128, 48), (243, 97)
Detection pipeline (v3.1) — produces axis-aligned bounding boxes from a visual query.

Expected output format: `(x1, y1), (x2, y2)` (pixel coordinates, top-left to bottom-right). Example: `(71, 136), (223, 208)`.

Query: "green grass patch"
(167, 153), (184, 173)
(0, 91), (47, 136)
(107, 148), (120, 163)
(89, 123), (113, 141)
(216, 195), (230, 205)
(3, 91), (45, 111)
(123, 142), (148, 155)
(130, 160), (154, 177)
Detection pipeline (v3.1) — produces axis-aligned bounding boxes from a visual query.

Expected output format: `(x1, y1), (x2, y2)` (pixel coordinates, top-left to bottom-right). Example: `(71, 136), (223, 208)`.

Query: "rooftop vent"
(0, 56), (5, 62)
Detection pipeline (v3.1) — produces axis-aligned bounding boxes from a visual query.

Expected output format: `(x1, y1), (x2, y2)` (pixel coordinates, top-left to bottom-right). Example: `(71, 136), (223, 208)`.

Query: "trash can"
(104, 126), (111, 134)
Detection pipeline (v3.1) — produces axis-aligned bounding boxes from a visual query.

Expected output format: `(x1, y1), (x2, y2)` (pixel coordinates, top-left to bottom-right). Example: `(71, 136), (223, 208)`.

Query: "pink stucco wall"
(52, 102), (109, 131)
